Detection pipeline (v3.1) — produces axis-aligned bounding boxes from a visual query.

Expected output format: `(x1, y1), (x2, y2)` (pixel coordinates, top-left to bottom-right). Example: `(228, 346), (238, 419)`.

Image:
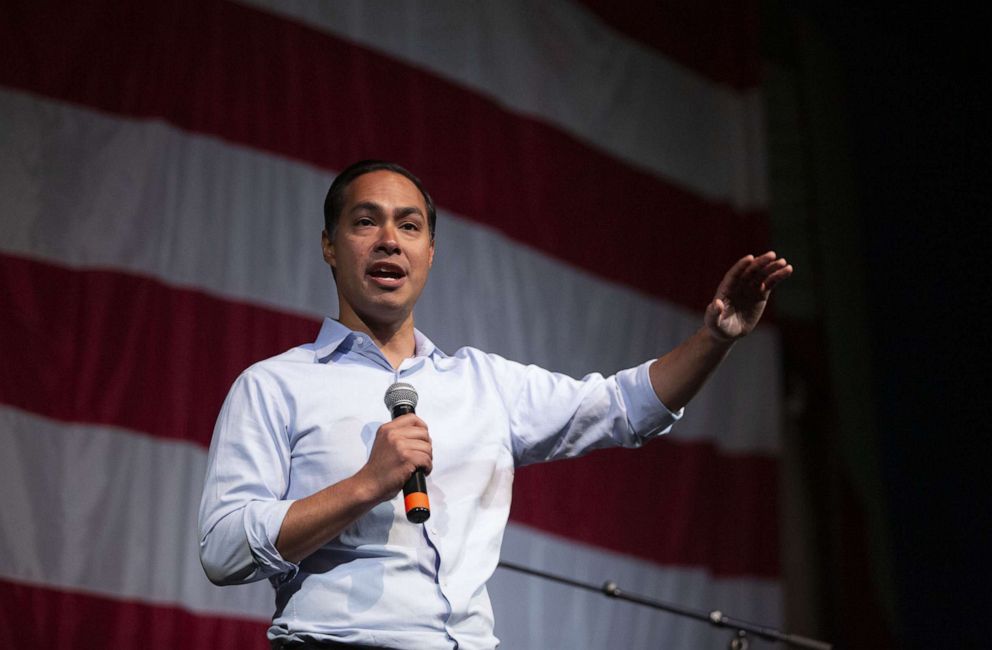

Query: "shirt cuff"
(243, 499), (299, 581)
(616, 360), (684, 438)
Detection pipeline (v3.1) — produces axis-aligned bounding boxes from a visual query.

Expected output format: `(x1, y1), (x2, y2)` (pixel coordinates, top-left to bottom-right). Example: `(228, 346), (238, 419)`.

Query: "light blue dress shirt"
(198, 318), (681, 649)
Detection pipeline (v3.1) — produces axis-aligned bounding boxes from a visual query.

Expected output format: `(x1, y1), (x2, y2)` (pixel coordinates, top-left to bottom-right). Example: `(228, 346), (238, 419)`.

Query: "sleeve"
(497, 357), (683, 467)
(197, 368), (299, 586)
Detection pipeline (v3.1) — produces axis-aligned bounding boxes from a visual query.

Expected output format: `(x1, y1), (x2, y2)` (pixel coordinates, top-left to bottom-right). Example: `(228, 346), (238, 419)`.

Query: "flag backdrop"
(0, 1), (782, 648)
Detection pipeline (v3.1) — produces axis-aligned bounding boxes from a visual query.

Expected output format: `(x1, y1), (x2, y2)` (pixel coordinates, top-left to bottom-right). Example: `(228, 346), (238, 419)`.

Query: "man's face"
(322, 170), (435, 329)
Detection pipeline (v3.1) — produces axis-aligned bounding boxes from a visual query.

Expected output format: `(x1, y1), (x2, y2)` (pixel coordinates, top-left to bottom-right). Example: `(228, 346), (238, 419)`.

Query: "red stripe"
(0, 253), (318, 448)
(0, 578), (268, 650)
(512, 440), (779, 578)
(575, 0), (761, 90)
(0, 253), (778, 576)
(0, 0), (767, 312)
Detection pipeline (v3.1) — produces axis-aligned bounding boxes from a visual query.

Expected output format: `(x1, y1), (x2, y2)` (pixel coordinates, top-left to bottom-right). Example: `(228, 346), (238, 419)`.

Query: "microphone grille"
(384, 382), (418, 411)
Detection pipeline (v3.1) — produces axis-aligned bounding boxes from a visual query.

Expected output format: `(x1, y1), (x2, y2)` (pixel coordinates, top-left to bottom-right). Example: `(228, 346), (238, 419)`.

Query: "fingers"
(762, 263), (793, 291)
(374, 416), (433, 471)
(739, 251), (779, 286)
(724, 254), (755, 285)
(362, 417), (435, 501)
(720, 252), (774, 293)
(383, 413), (430, 440)
(754, 258), (787, 286)
(400, 440), (433, 475)
(737, 252), (793, 292)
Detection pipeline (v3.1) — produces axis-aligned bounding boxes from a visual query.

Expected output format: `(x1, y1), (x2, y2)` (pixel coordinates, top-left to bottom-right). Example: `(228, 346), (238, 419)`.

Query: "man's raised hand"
(704, 252), (793, 341)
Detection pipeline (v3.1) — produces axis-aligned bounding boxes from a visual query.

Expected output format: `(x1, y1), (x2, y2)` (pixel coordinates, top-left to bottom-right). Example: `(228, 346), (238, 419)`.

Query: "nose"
(375, 222), (401, 255)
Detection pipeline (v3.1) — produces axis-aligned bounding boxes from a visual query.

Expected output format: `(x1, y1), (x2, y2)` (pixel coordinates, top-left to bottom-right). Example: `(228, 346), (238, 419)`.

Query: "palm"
(705, 252), (792, 340)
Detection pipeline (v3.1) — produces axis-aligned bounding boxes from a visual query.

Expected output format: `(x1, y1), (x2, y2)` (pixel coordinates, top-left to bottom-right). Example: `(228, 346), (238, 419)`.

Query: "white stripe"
(0, 89), (781, 452)
(495, 525), (782, 650)
(0, 407), (779, 648)
(233, 0), (768, 211)
(0, 406), (273, 620)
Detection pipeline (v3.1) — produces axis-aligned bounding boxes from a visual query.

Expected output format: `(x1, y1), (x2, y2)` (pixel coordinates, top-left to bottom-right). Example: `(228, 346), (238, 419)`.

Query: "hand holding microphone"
(384, 383), (430, 523)
(365, 382), (430, 523)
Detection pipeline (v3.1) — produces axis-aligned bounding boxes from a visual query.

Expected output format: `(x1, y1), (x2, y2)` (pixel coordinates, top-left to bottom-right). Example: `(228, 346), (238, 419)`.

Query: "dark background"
(854, 9), (986, 647)
(776, 4), (987, 647)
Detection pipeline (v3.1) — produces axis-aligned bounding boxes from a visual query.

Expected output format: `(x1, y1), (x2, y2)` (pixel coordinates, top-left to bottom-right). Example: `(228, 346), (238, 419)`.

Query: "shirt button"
(355, 336), (364, 345)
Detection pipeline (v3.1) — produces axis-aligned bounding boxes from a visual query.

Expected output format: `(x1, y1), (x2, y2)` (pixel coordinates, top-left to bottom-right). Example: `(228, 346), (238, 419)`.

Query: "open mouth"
(367, 262), (407, 287)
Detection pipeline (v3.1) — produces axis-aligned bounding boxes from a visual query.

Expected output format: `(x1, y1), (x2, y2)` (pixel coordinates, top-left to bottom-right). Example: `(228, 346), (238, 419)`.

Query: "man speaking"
(198, 160), (792, 649)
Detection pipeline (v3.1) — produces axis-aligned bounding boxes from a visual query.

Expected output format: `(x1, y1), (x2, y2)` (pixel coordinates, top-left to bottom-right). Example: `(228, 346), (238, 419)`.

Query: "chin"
(358, 299), (413, 324)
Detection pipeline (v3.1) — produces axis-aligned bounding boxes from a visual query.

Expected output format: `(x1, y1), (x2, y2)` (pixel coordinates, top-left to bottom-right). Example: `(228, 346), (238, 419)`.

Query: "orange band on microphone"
(404, 492), (430, 512)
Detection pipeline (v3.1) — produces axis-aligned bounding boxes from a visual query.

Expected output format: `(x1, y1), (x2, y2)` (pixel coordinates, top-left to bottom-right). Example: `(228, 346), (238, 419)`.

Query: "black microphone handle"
(391, 404), (415, 417)
(390, 403), (430, 523)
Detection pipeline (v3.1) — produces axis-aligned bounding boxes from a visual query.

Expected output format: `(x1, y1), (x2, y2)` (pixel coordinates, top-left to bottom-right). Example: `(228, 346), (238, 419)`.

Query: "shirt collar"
(413, 328), (446, 359)
(313, 317), (447, 363)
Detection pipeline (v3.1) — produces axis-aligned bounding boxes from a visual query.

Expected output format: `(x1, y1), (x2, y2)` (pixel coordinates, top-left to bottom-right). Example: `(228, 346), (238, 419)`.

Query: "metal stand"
(498, 561), (832, 649)
(730, 629), (750, 650)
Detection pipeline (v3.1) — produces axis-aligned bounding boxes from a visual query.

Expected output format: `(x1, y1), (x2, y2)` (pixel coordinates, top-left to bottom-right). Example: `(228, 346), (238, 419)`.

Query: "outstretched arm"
(649, 251), (792, 411)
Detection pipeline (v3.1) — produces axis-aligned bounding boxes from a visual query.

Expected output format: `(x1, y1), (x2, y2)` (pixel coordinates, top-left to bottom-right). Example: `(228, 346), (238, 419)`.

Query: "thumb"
(704, 298), (724, 328)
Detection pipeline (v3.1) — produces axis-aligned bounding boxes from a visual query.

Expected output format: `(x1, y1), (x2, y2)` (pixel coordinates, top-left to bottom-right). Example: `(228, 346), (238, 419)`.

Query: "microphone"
(384, 382), (430, 523)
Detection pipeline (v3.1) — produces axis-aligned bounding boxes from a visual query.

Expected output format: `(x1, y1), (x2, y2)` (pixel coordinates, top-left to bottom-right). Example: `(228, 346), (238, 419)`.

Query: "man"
(198, 160), (792, 649)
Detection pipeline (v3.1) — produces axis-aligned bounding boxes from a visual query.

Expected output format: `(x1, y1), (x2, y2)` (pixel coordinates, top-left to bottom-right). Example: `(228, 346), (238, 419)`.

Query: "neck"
(338, 308), (416, 369)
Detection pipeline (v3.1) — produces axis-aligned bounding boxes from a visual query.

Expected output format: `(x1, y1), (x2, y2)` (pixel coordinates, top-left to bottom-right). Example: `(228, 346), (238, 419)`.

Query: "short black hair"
(323, 160), (437, 241)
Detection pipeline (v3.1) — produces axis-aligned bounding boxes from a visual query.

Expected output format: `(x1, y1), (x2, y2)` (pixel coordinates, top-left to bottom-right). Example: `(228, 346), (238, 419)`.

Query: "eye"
(400, 222), (419, 231)
(355, 216), (375, 227)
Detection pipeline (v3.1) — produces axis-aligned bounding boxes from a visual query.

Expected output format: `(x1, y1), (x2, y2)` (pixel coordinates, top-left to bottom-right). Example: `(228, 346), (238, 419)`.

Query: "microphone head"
(384, 382), (418, 412)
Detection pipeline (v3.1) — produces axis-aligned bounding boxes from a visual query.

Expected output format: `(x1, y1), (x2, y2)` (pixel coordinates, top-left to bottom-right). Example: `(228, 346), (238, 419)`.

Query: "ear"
(428, 238), (435, 269)
(321, 229), (336, 270)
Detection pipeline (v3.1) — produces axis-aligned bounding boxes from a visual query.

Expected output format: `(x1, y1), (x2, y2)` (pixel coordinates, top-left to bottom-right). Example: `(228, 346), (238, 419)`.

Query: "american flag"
(0, 1), (781, 647)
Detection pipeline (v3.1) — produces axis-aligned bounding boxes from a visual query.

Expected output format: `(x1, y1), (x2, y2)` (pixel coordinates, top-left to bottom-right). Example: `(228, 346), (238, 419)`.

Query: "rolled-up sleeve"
(496, 354), (683, 467)
(198, 369), (299, 585)
(614, 359), (683, 437)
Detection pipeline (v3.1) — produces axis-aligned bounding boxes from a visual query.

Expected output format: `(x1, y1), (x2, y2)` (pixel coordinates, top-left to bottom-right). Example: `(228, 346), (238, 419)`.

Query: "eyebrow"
(349, 202), (425, 219)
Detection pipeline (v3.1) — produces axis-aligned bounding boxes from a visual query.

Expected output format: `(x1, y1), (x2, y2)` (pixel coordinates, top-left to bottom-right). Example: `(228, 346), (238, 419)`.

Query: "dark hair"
(323, 160), (437, 241)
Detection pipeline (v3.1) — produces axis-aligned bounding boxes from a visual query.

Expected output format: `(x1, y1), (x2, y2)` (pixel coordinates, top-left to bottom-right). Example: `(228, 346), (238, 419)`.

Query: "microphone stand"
(497, 561), (832, 650)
